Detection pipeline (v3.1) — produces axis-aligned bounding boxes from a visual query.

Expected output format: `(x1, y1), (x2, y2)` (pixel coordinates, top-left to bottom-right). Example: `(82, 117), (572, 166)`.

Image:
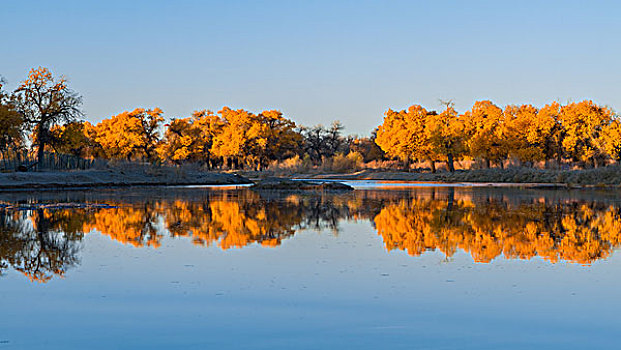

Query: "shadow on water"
(3, 186), (621, 282)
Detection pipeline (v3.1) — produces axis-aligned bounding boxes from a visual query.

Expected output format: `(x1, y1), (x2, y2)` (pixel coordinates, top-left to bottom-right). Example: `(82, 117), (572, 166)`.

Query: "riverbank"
(5, 165), (621, 191)
(0, 168), (252, 190)
(239, 165), (621, 186)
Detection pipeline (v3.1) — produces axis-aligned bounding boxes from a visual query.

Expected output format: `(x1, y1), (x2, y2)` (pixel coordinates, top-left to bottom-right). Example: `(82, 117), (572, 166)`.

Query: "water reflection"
(375, 195), (621, 264)
(0, 209), (81, 282)
(2, 187), (621, 282)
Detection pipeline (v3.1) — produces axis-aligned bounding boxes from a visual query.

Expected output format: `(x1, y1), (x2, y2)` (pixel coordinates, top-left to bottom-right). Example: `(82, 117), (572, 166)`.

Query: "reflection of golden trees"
(82, 191), (366, 249)
(5, 188), (621, 283)
(0, 209), (80, 283)
(162, 195), (298, 249)
(375, 197), (621, 264)
(82, 205), (162, 248)
(69, 189), (621, 264)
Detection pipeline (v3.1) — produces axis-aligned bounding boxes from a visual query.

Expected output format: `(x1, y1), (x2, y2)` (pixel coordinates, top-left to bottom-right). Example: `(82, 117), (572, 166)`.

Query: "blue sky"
(1, 0), (619, 135)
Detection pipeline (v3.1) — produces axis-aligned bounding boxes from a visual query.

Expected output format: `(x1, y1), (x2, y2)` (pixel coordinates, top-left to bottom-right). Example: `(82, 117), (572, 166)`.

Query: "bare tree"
(12, 67), (83, 170)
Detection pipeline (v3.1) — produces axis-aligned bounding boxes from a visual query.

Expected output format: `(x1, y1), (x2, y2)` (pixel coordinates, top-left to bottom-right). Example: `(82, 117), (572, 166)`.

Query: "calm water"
(2, 182), (621, 349)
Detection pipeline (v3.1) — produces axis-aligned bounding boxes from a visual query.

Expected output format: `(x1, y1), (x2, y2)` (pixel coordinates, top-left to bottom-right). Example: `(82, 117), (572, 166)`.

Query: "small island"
(251, 177), (354, 191)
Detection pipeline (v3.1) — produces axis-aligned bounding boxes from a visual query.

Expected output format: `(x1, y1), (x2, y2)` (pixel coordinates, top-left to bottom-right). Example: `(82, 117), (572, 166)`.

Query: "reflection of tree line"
(3, 188), (621, 282)
(0, 190), (383, 282)
(82, 191), (383, 249)
(375, 193), (621, 264)
(0, 209), (81, 282)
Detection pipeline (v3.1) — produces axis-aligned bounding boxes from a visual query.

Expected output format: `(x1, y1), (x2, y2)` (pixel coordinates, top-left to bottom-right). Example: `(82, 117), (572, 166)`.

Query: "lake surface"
(2, 182), (621, 349)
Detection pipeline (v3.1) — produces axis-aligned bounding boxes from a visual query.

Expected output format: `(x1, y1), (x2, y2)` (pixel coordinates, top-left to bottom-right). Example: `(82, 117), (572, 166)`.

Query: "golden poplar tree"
(375, 105), (436, 171)
(211, 107), (255, 168)
(601, 118), (621, 162)
(91, 108), (164, 161)
(462, 100), (506, 168)
(527, 102), (564, 166)
(560, 100), (612, 167)
(425, 103), (465, 172)
(247, 110), (301, 170)
(503, 104), (541, 165)
(0, 81), (23, 153)
(48, 121), (94, 157)
(157, 110), (223, 166)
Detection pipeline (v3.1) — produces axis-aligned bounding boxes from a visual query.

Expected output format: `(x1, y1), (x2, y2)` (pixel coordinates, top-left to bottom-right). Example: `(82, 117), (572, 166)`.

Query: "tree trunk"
(260, 158), (266, 171)
(403, 157), (410, 172)
(485, 158), (491, 169)
(498, 159), (504, 169)
(446, 153), (455, 172)
(447, 187), (455, 211)
(37, 128), (45, 171)
(556, 141), (563, 168)
(429, 159), (436, 173)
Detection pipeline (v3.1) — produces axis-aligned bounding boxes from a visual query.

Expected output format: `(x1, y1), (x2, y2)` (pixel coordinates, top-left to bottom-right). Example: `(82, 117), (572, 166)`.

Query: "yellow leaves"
(426, 106), (465, 168)
(158, 114), (219, 164)
(180, 135), (193, 147)
(90, 108), (164, 160)
(560, 100), (612, 164)
(376, 99), (620, 168)
(463, 100), (506, 165)
(373, 198), (621, 264)
(503, 104), (544, 163)
(600, 119), (621, 161)
(375, 105), (437, 163)
(83, 207), (162, 248)
(47, 121), (93, 157)
(18, 67), (54, 90)
(208, 107), (300, 168)
(7, 189), (621, 275)
(0, 95), (23, 151)
(211, 107), (254, 159)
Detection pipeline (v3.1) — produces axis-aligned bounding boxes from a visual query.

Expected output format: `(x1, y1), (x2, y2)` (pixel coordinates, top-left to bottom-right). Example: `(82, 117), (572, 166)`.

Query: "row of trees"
(1, 67), (381, 170)
(52, 109), (360, 170)
(376, 100), (621, 172)
(3, 67), (621, 172)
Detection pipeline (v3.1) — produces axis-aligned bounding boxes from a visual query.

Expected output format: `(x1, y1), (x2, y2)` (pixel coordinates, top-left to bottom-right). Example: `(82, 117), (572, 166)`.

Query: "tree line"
(2, 67), (621, 171)
(0, 67), (382, 170)
(376, 100), (621, 172)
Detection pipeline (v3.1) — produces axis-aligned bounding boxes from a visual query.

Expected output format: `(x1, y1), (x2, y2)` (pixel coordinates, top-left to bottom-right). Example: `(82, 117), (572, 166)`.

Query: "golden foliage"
(0, 86), (23, 152)
(601, 119), (621, 161)
(374, 196), (621, 264)
(48, 121), (94, 157)
(462, 100), (507, 167)
(375, 105), (437, 167)
(4, 188), (621, 284)
(376, 100), (620, 169)
(560, 100), (612, 165)
(503, 104), (542, 163)
(89, 108), (164, 161)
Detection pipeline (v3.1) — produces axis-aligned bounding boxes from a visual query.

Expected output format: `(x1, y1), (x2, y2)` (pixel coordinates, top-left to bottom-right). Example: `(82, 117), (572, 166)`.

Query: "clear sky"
(1, 0), (620, 135)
